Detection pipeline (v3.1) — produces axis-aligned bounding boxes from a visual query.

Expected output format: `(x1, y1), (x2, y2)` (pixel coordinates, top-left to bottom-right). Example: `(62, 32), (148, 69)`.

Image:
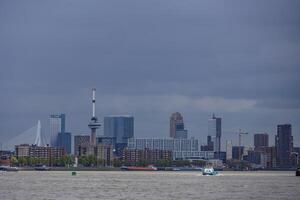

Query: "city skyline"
(1, 1), (300, 148)
(1, 108), (298, 150)
(1, 1), (300, 199)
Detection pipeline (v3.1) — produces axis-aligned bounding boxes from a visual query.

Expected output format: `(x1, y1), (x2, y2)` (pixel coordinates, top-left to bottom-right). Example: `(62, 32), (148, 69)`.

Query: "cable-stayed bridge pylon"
(3, 120), (46, 150)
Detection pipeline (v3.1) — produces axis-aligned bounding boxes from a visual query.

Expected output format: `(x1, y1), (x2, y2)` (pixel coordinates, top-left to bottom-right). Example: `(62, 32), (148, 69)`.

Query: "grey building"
(127, 138), (214, 160)
(104, 115), (134, 144)
(170, 112), (183, 138)
(74, 135), (90, 156)
(208, 114), (222, 153)
(276, 124), (293, 168)
(254, 133), (269, 150)
(50, 114), (66, 147)
(169, 113), (188, 139)
(201, 135), (214, 151)
(174, 122), (188, 139)
(232, 146), (244, 160)
(104, 115), (134, 156)
(97, 136), (116, 146)
(57, 132), (71, 154)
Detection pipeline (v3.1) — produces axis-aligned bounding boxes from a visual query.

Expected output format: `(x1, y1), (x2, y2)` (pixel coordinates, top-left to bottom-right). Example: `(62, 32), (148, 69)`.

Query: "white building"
(127, 138), (214, 160)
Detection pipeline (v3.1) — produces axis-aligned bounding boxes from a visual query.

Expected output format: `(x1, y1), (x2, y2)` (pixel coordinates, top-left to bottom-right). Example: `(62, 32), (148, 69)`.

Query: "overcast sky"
(1, 0), (300, 149)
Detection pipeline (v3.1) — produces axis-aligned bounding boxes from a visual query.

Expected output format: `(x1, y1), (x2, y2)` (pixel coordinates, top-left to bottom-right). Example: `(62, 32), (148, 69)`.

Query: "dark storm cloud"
(1, 0), (300, 147)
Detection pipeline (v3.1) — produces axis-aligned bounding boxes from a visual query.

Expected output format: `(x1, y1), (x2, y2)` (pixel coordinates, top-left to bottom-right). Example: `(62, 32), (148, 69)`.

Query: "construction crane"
(236, 129), (248, 160)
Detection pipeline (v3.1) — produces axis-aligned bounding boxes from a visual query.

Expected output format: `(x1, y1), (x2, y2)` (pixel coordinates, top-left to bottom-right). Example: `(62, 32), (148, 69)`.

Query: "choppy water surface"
(0, 171), (299, 200)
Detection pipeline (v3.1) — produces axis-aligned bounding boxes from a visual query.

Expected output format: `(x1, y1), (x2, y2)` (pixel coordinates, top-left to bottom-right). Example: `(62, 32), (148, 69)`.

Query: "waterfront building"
(15, 144), (30, 157)
(50, 114), (66, 147)
(254, 146), (277, 169)
(127, 138), (214, 160)
(208, 114), (222, 153)
(0, 151), (13, 166)
(94, 144), (114, 166)
(57, 132), (71, 154)
(15, 144), (65, 166)
(78, 144), (113, 166)
(254, 133), (269, 150)
(0, 155), (10, 166)
(0, 150), (13, 157)
(246, 150), (262, 165)
(74, 135), (90, 156)
(123, 148), (172, 165)
(276, 124), (293, 168)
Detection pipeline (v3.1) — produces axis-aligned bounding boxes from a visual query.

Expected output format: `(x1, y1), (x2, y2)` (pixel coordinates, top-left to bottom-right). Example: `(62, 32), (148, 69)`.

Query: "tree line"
(10, 155), (209, 168)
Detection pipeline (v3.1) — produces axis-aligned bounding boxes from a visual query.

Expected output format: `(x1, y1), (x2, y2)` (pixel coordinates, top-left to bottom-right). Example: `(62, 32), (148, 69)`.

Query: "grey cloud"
(1, 0), (300, 147)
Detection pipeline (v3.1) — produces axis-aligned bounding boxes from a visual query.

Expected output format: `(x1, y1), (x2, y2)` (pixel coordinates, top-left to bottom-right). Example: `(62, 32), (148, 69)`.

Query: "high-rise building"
(174, 123), (188, 139)
(207, 135), (214, 151)
(57, 132), (71, 154)
(276, 124), (293, 168)
(208, 114), (222, 153)
(232, 146), (244, 160)
(201, 136), (214, 151)
(74, 135), (90, 156)
(226, 140), (232, 160)
(170, 112), (183, 138)
(50, 114), (66, 147)
(104, 115), (134, 144)
(254, 133), (269, 150)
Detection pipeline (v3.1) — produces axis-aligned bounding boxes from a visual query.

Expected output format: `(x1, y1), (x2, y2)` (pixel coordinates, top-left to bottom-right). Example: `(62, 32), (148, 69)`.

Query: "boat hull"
(0, 166), (18, 172)
(121, 166), (157, 171)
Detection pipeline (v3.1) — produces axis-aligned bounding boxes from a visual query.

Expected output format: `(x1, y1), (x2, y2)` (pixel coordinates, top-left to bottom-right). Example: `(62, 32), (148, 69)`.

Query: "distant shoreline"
(16, 167), (296, 172)
(19, 167), (121, 171)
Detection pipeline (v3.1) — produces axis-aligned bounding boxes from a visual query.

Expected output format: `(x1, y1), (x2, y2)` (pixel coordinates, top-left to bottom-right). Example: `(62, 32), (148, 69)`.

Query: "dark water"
(0, 171), (299, 200)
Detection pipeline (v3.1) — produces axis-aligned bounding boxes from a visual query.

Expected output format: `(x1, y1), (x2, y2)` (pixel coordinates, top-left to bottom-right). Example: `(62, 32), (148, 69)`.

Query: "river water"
(0, 171), (299, 200)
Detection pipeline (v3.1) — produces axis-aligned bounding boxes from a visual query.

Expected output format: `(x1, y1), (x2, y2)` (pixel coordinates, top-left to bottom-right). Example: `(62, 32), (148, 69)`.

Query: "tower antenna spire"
(88, 88), (101, 146)
(92, 88), (96, 118)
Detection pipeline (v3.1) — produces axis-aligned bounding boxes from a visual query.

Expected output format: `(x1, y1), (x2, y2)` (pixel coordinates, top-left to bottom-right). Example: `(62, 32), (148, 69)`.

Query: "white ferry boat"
(202, 167), (218, 176)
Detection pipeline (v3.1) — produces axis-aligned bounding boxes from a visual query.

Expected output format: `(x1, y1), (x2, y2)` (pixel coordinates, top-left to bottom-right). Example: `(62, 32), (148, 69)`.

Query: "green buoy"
(72, 171), (77, 176)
